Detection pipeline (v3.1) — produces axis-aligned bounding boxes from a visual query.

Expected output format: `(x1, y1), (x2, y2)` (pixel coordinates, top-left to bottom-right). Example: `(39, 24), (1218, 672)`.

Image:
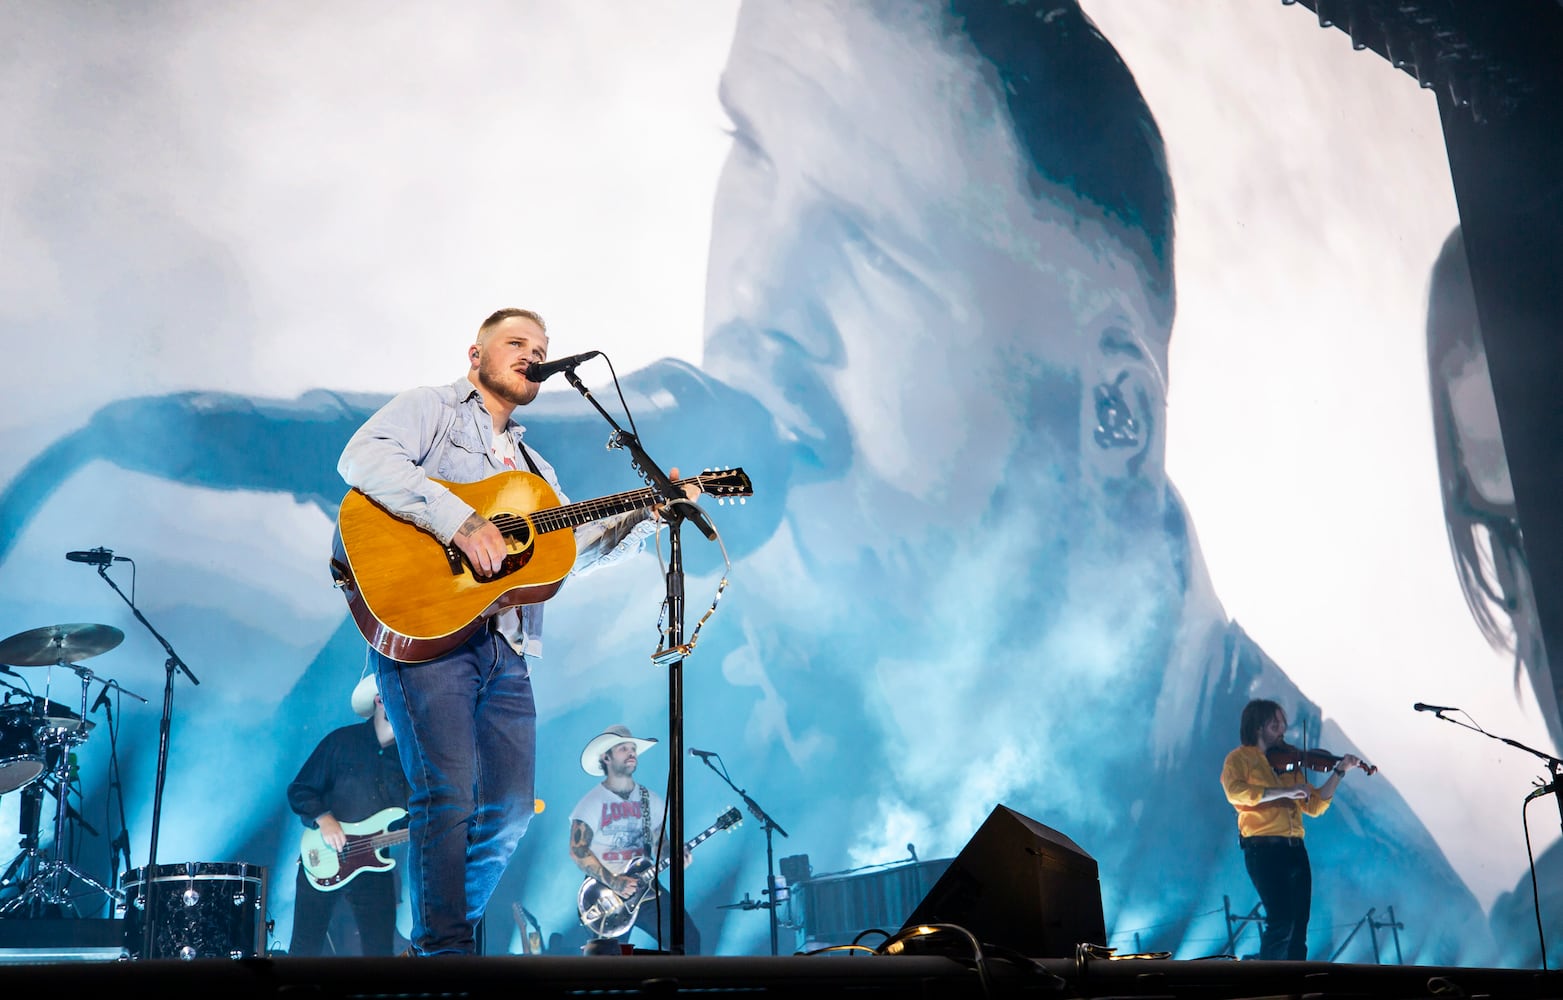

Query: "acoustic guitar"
(329, 467), (752, 662)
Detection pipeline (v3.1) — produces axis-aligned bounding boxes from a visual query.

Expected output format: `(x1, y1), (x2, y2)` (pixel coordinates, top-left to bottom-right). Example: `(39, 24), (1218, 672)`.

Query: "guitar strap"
(639, 785), (654, 864)
(514, 431), (544, 478)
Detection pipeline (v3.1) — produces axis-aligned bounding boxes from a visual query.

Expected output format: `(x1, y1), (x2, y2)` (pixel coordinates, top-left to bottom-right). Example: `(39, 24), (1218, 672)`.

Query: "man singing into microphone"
(336, 308), (700, 956)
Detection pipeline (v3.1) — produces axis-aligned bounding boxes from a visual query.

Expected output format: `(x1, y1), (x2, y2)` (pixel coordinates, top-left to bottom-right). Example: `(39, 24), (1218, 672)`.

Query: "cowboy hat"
(580, 724), (658, 775)
(351, 674), (379, 718)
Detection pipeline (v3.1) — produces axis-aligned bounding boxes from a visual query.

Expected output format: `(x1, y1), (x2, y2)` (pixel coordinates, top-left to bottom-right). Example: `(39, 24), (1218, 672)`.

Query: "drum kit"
(0, 622), (269, 959)
(0, 622), (126, 917)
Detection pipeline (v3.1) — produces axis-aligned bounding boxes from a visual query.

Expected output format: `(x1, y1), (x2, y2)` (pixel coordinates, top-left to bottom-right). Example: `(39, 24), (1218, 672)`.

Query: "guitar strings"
(492, 473), (737, 539)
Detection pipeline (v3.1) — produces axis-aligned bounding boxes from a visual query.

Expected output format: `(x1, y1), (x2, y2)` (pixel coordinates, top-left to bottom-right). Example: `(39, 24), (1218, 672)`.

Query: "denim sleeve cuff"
(428, 491), (477, 545)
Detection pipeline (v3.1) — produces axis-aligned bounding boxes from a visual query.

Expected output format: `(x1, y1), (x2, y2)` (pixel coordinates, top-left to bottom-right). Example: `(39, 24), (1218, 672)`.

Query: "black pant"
(1242, 839), (1312, 961)
(631, 889), (702, 955)
(288, 863), (399, 956)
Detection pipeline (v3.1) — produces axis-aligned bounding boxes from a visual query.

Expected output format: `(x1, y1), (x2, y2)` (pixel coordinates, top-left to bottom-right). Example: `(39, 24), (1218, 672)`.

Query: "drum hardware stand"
(80, 555), (198, 961)
(559, 362), (720, 956)
(0, 781), (45, 901)
(0, 662), (121, 917)
(694, 750), (789, 955)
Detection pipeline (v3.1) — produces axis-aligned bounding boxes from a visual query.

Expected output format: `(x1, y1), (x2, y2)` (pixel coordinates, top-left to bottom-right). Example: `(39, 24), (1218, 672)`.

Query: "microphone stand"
(694, 752), (789, 955)
(1421, 706), (1563, 965)
(561, 366), (715, 955)
(94, 682), (146, 897)
(89, 561), (199, 961)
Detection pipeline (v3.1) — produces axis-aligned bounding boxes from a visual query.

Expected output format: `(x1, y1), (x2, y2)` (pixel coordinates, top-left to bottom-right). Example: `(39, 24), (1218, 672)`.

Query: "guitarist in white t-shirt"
(568, 725), (699, 955)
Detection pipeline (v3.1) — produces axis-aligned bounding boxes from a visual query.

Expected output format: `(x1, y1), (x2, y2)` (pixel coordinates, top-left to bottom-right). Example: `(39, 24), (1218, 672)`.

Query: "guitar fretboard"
(493, 478), (701, 538)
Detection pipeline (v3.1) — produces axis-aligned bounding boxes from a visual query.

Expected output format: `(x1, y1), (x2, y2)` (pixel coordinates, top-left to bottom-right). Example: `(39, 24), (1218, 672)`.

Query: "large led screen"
(0, 0), (1554, 966)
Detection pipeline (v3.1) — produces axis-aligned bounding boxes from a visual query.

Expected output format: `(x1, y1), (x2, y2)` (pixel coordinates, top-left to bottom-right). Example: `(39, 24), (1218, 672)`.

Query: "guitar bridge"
(443, 545), (463, 576)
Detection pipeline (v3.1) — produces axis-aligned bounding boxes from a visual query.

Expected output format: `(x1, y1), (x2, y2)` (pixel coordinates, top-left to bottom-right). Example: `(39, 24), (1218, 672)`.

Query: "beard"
(476, 356), (537, 408)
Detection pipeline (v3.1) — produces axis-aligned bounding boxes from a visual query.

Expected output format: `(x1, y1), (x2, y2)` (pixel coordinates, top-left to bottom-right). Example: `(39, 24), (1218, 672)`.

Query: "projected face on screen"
(683, 0), (1236, 925)
(1426, 227), (1554, 746)
(704, 0), (1171, 578)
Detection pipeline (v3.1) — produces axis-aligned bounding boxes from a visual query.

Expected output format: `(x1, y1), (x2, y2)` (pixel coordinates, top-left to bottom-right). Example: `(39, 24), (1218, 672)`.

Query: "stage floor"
(0, 952), (1557, 999)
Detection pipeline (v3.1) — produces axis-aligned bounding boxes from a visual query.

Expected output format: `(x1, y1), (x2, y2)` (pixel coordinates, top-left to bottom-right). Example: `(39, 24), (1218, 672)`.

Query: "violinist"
(1220, 699), (1362, 961)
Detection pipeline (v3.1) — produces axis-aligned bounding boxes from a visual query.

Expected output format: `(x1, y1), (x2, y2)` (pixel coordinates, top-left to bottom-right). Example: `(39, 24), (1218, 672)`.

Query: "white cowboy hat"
(351, 674), (379, 719)
(580, 724), (658, 775)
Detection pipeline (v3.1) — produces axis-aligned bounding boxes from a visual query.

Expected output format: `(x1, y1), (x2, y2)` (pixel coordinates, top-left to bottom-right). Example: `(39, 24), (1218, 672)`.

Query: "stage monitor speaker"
(900, 804), (1105, 958)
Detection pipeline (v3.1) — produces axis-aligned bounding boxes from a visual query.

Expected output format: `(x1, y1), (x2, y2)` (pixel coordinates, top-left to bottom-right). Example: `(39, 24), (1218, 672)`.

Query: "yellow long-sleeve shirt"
(1220, 745), (1332, 839)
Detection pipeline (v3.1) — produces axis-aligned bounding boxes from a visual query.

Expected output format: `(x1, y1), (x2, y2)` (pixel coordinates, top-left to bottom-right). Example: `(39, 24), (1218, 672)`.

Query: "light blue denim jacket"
(337, 376), (657, 658)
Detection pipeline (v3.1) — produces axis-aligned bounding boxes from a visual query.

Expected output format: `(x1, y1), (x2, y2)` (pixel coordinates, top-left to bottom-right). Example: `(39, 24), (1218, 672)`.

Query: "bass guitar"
(329, 467), (753, 662)
(577, 806), (743, 938)
(299, 806), (408, 892)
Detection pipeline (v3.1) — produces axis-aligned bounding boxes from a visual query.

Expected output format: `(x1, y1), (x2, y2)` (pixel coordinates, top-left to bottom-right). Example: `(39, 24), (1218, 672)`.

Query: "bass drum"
(122, 861), (268, 960)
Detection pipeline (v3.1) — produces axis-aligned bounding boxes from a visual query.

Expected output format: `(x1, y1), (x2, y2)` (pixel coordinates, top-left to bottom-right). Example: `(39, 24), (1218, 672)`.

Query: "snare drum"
(122, 861), (268, 960)
(0, 709), (44, 794)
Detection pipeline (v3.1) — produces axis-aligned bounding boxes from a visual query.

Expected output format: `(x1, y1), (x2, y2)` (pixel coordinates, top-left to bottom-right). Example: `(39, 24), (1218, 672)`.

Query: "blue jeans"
(373, 627), (536, 955)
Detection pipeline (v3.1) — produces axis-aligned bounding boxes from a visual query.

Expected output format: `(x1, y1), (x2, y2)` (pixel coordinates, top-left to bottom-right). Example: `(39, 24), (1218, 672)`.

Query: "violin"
(1266, 743), (1377, 777)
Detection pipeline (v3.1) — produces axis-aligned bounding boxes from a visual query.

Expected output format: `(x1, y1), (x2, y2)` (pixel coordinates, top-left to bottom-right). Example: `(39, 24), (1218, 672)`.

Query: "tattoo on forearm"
(570, 820), (593, 860)
(571, 820), (617, 885)
(456, 513), (487, 538)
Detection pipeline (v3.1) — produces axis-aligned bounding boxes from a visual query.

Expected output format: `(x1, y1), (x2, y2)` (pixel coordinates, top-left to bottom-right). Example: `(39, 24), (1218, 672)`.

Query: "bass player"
(286, 672), (409, 956)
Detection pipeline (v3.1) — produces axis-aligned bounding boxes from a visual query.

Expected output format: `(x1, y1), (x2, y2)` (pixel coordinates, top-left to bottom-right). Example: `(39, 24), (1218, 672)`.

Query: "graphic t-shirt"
(569, 783), (667, 874)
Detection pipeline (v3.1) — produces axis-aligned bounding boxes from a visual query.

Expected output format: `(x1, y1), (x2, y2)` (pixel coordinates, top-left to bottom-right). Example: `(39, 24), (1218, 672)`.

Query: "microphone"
(907, 842), (918, 862)
(91, 686), (112, 715)
(1527, 783), (1555, 803)
(690, 748), (718, 760)
(1413, 702), (1458, 714)
(524, 350), (602, 383)
(66, 547), (128, 566)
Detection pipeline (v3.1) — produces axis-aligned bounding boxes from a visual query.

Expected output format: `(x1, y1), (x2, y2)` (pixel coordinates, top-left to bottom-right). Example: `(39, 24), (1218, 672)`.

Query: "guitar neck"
(365, 830), (409, 851)
(528, 484), (667, 536)
(643, 823), (722, 882)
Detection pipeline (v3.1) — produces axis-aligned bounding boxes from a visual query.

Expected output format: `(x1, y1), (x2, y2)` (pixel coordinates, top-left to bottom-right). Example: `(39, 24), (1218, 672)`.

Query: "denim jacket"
(337, 376), (657, 658)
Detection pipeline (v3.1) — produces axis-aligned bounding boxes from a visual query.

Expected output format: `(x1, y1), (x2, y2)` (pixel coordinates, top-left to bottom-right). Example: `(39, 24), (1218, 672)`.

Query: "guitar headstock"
(695, 467), (753, 505)
(718, 806), (743, 832)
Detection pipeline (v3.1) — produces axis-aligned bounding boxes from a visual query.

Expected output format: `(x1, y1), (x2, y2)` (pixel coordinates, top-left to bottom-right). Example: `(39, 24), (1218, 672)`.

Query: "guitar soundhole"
(488, 517), (534, 580)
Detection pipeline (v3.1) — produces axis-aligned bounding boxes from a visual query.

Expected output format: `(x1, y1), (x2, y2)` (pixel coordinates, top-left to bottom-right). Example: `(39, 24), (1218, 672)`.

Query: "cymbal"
(0, 698), (81, 721)
(0, 623), (124, 666)
(36, 715), (94, 740)
(41, 715), (91, 728)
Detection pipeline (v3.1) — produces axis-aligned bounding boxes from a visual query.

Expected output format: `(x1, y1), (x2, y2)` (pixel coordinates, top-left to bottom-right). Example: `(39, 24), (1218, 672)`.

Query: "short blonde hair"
(476, 308), (547, 344)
